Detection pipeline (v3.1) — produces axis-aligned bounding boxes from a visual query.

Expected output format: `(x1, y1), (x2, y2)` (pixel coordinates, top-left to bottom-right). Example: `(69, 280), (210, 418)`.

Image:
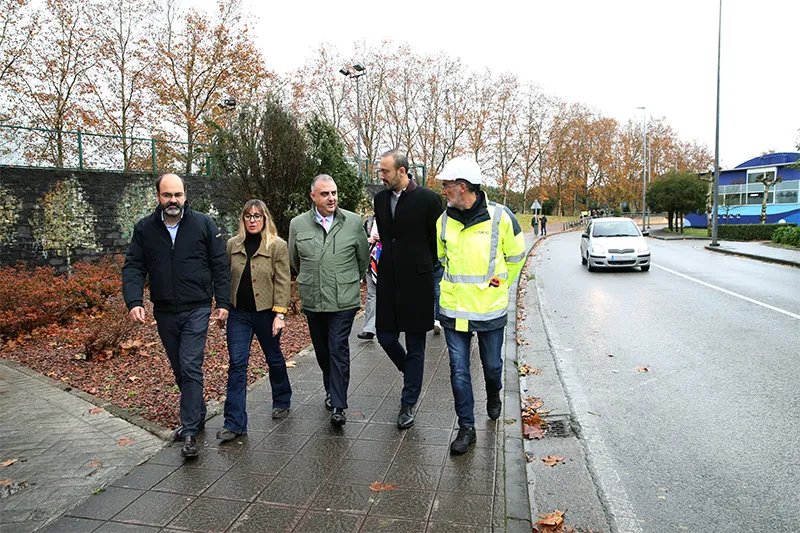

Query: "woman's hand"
(272, 315), (285, 337)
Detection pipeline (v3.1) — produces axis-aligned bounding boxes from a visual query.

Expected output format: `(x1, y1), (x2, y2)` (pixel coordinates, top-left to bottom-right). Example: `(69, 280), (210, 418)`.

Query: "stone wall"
(0, 167), (219, 271)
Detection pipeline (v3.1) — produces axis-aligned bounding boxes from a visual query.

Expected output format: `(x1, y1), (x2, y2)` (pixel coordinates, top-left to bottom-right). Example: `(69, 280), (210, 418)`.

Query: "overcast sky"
(239, 0), (798, 169)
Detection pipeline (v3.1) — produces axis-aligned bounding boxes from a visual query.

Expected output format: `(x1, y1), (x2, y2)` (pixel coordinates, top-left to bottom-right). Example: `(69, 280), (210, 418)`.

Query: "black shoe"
(181, 435), (199, 458)
(450, 427), (476, 455)
(487, 392), (502, 420)
(324, 393), (333, 411)
(331, 408), (346, 427)
(357, 331), (375, 340)
(172, 420), (205, 442)
(397, 403), (414, 429)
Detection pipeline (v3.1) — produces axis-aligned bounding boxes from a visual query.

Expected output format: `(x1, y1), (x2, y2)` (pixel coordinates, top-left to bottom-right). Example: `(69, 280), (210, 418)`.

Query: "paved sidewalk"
(0, 360), (165, 533)
(39, 312), (531, 532)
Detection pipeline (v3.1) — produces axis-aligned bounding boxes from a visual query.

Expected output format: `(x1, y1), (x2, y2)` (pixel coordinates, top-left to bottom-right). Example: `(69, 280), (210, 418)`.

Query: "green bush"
(717, 223), (797, 241)
(772, 225), (800, 247)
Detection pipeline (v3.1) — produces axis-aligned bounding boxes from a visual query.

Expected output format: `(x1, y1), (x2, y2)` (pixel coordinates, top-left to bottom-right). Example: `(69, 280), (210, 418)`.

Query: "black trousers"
(304, 308), (357, 409)
(377, 330), (426, 406)
(153, 307), (211, 435)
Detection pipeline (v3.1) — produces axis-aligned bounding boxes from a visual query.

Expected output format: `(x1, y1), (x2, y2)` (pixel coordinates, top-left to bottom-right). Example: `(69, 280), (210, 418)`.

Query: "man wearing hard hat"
(435, 157), (526, 454)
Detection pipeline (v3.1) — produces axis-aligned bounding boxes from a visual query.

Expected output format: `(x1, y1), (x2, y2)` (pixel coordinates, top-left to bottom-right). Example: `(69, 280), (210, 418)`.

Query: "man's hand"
(129, 306), (146, 324)
(210, 307), (229, 328)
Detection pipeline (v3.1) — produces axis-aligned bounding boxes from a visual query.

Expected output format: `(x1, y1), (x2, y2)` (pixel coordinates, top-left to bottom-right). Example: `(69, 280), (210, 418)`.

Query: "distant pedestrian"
(122, 173), (230, 458)
(218, 199), (292, 442)
(288, 174), (369, 428)
(374, 149), (443, 429)
(540, 215), (548, 236)
(435, 157), (526, 454)
(358, 214), (380, 340)
(532, 215), (539, 236)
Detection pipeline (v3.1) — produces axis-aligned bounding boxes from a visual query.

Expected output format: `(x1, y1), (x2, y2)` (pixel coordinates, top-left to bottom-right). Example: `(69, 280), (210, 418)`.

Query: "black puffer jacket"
(122, 205), (230, 313)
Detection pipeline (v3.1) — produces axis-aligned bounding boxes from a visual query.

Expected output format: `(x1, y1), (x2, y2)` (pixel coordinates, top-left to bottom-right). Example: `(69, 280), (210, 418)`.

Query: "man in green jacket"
(288, 174), (369, 427)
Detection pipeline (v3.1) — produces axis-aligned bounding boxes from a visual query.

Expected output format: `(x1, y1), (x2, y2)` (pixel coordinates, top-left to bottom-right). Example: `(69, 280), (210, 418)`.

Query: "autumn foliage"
(0, 255), (122, 338)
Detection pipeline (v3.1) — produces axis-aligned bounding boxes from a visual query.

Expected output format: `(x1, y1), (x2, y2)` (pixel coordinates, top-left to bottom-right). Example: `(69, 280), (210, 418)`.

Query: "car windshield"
(592, 221), (640, 237)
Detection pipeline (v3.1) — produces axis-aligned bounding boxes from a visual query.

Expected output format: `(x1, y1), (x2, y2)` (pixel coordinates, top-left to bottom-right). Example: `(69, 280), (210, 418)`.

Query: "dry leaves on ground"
(541, 455), (565, 467)
(0, 459), (19, 467)
(517, 363), (541, 376)
(635, 366), (649, 372)
(369, 482), (397, 492)
(116, 438), (135, 446)
(521, 395), (546, 440)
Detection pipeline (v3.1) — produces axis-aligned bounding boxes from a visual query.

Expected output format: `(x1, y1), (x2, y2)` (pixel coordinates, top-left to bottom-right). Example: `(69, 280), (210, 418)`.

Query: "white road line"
(652, 263), (800, 320)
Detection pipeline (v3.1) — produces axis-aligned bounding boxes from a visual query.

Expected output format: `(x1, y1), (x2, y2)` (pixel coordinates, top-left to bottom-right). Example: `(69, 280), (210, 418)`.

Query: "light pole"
(339, 63), (366, 183)
(637, 106), (648, 233)
(710, 0), (723, 247)
(218, 97), (237, 129)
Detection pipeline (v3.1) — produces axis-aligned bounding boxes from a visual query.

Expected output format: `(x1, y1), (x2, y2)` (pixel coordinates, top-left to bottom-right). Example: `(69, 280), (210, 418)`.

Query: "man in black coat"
(122, 173), (230, 458)
(374, 150), (444, 429)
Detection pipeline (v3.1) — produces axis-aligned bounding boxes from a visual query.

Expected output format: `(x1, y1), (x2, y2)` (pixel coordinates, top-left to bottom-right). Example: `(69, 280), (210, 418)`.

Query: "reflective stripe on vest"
(441, 204), (504, 284)
(438, 305), (508, 321)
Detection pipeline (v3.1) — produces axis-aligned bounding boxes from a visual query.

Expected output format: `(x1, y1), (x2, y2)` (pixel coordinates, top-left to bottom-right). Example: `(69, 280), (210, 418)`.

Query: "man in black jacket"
(122, 173), (230, 458)
(374, 150), (443, 429)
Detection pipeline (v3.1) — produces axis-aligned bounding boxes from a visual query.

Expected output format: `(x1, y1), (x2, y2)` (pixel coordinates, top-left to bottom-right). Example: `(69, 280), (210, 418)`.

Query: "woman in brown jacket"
(217, 199), (292, 441)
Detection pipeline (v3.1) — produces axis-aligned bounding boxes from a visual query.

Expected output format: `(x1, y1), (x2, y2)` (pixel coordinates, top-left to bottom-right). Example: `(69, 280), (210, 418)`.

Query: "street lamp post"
(339, 63), (366, 183)
(710, 0), (723, 247)
(637, 106), (648, 233)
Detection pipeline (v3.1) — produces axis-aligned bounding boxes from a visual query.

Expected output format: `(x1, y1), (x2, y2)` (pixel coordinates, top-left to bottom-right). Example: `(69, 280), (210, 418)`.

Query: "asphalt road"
(532, 232), (800, 533)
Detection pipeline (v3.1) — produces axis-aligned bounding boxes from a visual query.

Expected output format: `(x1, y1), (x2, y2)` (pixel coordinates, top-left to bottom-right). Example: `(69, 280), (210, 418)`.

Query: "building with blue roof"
(685, 152), (800, 227)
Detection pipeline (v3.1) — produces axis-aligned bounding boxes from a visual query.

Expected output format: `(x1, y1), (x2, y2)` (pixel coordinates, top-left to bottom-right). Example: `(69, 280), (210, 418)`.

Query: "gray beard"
(165, 206), (182, 217)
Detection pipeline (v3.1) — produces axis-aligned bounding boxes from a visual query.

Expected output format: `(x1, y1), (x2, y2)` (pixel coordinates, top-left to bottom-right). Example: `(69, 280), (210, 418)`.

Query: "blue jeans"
(224, 308), (292, 434)
(444, 327), (505, 429)
(304, 308), (357, 409)
(433, 263), (444, 321)
(153, 308), (211, 436)
(377, 330), (426, 406)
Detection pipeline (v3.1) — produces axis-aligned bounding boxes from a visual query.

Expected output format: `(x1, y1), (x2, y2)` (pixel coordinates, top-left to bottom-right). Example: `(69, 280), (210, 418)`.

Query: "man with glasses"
(123, 173), (230, 458)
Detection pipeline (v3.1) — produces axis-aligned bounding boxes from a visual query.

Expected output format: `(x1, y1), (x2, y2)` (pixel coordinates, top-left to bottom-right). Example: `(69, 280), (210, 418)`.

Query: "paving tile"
(425, 522), (491, 533)
(253, 432), (312, 452)
(111, 491), (194, 527)
(437, 465), (495, 495)
(95, 523), (162, 532)
(332, 458), (391, 485)
(201, 470), (273, 502)
(429, 491), (493, 527)
(293, 510), (363, 533)
(175, 447), (240, 472)
(227, 502), (305, 533)
(383, 462), (442, 491)
(358, 424), (407, 442)
(359, 516), (427, 533)
(310, 482), (376, 514)
(151, 466), (224, 496)
(230, 450), (294, 476)
(297, 436), (354, 458)
(270, 417), (325, 435)
(166, 496), (248, 532)
(403, 427), (452, 446)
(345, 440), (401, 463)
(369, 409), (400, 425)
(445, 445), (497, 469)
(146, 446), (186, 467)
(255, 477), (324, 508)
(369, 489), (435, 521)
(38, 516), (104, 532)
(412, 410), (457, 429)
(66, 487), (145, 520)
(394, 443), (447, 467)
(110, 464), (178, 490)
(314, 420), (367, 439)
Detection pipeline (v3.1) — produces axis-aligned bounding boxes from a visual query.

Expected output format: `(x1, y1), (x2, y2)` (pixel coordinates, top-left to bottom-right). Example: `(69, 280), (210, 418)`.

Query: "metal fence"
(0, 124), (213, 175)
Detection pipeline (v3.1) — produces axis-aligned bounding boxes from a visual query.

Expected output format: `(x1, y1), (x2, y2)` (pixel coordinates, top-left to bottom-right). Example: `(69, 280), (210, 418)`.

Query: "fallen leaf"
(369, 482), (397, 492)
(536, 510), (565, 527)
(0, 479), (14, 486)
(635, 366), (649, 372)
(285, 361), (297, 368)
(524, 451), (536, 462)
(541, 455), (564, 467)
(116, 438), (135, 446)
(87, 461), (102, 468)
(128, 376), (140, 382)
(0, 459), (19, 467)
(504, 418), (517, 425)
(523, 422), (544, 440)
(89, 407), (104, 415)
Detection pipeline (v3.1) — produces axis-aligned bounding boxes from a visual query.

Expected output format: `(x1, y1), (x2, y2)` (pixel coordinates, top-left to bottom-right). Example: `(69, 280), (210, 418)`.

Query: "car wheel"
(641, 265), (650, 272)
(581, 253), (587, 265)
(587, 258), (596, 272)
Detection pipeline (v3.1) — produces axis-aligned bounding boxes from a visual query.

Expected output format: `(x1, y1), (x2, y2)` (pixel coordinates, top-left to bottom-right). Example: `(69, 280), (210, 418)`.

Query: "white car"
(580, 217), (651, 272)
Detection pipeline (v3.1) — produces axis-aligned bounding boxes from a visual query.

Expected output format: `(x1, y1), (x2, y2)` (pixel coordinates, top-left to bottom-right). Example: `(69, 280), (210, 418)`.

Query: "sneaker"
(181, 435), (199, 458)
(433, 320), (441, 335)
(272, 408), (290, 419)
(487, 392), (502, 420)
(216, 428), (244, 442)
(450, 427), (476, 455)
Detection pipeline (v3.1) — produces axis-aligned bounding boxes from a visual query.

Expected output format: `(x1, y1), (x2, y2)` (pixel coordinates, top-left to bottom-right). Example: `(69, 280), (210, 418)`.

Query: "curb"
(704, 245), (800, 268)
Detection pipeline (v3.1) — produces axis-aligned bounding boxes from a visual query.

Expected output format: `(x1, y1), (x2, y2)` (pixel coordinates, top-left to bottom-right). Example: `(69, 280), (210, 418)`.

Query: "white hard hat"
(437, 156), (483, 185)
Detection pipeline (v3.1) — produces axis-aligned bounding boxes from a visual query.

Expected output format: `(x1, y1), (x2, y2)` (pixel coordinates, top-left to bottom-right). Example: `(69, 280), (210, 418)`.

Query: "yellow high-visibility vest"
(436, 197), (527, 332)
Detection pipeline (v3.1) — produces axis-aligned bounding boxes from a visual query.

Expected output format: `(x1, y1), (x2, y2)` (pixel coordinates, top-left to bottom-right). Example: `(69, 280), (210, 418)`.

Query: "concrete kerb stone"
(704, 244), (800, 268)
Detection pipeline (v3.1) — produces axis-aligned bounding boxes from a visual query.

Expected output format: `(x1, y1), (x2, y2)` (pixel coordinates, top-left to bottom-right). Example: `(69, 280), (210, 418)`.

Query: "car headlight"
(591, 244), (605, 254)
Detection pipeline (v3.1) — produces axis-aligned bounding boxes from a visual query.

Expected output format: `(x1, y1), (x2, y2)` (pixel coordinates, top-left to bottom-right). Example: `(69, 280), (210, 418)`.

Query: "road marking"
(652, 263), (800, 320)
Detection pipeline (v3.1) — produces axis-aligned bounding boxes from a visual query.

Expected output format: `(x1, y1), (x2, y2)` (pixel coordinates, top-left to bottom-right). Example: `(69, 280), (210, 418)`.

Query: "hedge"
(716, 223), (797, 241)
(772, 225), (800, 247)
